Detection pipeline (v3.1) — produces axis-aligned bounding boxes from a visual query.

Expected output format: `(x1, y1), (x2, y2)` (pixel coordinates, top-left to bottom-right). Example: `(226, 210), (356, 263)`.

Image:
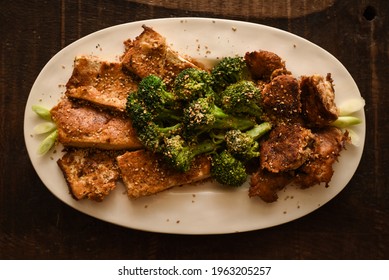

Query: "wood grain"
(0, 0), (388, 259)
(133, 0), (336, 18)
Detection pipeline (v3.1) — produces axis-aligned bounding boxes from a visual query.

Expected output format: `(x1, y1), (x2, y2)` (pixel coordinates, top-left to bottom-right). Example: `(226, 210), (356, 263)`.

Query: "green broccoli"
(126, 93), (152, 129)
(126, 92), (181, 152)
(162, 135), (218, 172)
(211, 150), (248, 187)
(219, 80), (263, 119)
(173, 68), (215, 102)
(136, 75), (181, 122)
(138, 122), (182, 152)
(137, 75), (176, 108)
(211, 56), (250, 92)
(225, 122), (272, 161)
(182, 96), (256, 138)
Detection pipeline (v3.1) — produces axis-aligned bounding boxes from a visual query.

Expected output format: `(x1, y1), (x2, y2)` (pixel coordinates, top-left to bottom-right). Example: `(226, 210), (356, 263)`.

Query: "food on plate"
(300, 74), (338, 128)
(244, 50), (288, 81)
(295, 127), (349, 188)
(57, 149), (121, 201)
(261, 74), (301, 123)
(117, 150), (211, 198)
(248, 71), (350, 202)
(225, 122), (272, 161)
(210, 150), (248, 187)
(65, 55), (139, 112)
(33, 25), (363, 203)
(173, 68), (215, 101)
(259, 123), (315, 174)
(210, 56), (251, 92)
(121, 25), (201, 85)
(250, 126), (349, 202)
(50, 98), (142, 150)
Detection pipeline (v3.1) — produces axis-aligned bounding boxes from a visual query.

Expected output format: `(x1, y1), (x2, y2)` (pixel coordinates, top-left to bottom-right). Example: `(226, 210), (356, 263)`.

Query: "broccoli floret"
(126, 93), (153, 129)
(225, 122), (272, 161)
(137, 75), (176, 108)
(126, 92), (182, 152)
(173, 68), (215, 102)
(211, 56), (250, 92)
(136, 75), (181, 122)
(162, 135), (217, 172)
(182, 96), (256, 138)
(220, 80), (263, 119)
(211, 150), (247, 187)
(137, 122), (182, 152)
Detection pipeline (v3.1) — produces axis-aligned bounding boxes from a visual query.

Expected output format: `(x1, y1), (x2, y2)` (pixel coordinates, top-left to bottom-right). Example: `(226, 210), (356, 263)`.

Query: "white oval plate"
(24, 18), (365, 234)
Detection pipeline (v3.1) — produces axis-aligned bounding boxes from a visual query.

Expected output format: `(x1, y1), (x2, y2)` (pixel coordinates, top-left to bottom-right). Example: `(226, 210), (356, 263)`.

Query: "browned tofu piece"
(57, 149), (121, 201)
(50, 98), (143, 150)
(117, 150), (211, 198)
(121, 25), (199, 85)
(65, 55), (138, 112)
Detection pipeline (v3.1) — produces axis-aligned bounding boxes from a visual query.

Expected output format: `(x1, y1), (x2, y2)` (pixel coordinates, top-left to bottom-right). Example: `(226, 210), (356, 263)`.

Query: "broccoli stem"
(156, 107), (182, 122)
(157, 123), (182, 136)
(213, 114), (256, 131)
(191, 139), (219, 156)
(162, 136), (218, 172)
(245, 103), (263, 119)
(210, 103), (256, 131)
(245, 122), (272, 140)
(160, 89), (176, 104)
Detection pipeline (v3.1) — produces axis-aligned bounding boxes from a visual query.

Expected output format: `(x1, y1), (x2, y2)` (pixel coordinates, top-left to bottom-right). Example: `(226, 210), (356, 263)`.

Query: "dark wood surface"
(1, 0), (388, 259)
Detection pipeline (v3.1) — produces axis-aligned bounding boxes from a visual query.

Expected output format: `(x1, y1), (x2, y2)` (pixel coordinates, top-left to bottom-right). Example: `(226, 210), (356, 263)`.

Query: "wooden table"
(1, 0), (388, 259)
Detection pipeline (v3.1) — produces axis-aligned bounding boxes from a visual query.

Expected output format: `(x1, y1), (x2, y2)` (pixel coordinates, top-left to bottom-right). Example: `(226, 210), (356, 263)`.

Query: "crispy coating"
(250, 126), (348, 202)
(249, 169), (293, 203)
(244, 50), (287, 81)
(295, 127), (349, 188)
(300, 73), (339, 128)
(261, 74), (302, 123)
(260, 123), (314, 173)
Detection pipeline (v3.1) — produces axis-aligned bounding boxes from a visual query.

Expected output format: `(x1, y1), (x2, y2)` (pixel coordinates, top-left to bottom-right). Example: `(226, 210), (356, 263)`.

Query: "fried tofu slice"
(50, 98), (143, 150)
(65, 55), (138, 112)
(57, 149), (121, 201)
(121, 25), (200, 85)
(117, 150), (211, 198)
